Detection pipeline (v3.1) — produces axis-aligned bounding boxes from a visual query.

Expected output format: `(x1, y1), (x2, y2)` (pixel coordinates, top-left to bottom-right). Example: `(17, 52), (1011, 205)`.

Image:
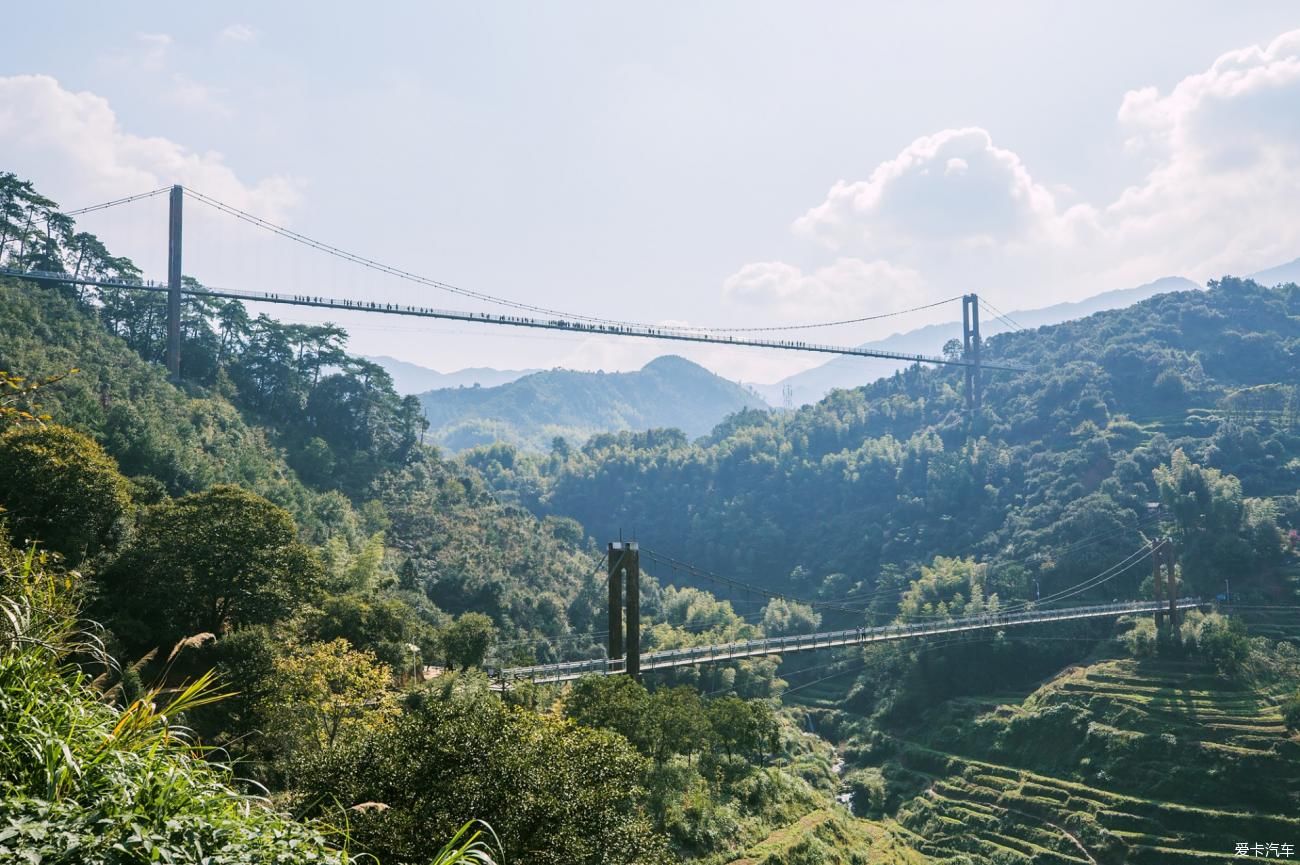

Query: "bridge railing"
(497, 598), (1202, 683)
(1, 268), (1024, 371)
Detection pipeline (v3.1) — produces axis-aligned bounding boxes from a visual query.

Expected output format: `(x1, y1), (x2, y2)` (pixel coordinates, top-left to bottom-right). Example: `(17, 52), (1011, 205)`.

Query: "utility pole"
(1151, 537), (1180, 632)
(166, 184), (183, 382)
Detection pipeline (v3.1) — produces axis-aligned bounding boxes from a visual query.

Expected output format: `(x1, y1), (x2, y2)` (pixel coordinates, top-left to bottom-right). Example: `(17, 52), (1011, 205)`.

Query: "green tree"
(0, 422), (130, 564)
(563, 674), (652, 752)
(647, 686), (711, 766)
(102, 484), (322, 646)
(760, 597), (821, 637)
(1284, 694), (1300, 734)
(1154, 449), (1284, 594)
(264, 638), (397, 758)
(296, 691), (670, 865)
(442, 611), (496, 670)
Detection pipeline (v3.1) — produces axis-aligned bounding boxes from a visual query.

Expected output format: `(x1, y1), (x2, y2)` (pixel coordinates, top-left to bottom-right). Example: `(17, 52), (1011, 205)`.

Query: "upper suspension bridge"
(1, 184), (1025, 411)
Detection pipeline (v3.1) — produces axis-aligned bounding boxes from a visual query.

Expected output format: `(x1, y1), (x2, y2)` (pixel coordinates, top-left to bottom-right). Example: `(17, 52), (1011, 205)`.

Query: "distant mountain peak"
(417, 354), (766, 453)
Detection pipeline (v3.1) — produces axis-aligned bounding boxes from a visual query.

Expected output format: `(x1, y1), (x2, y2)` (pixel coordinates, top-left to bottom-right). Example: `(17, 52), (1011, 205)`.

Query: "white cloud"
(748, 29), (1300, 314)
(793, 127), (1060, 257)
(0, 74), (298, 220)
(1103, 29), (1300, 281)
(218, 24), (258, 44)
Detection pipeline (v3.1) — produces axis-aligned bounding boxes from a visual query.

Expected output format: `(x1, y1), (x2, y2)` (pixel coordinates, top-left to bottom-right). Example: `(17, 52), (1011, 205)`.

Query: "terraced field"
(882, 658), (1300, 863)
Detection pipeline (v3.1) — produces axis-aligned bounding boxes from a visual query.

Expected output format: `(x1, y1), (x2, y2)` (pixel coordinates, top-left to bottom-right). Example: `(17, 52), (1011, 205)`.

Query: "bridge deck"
(1, 268), (1023, 371)
(500, 599), (1202, 685)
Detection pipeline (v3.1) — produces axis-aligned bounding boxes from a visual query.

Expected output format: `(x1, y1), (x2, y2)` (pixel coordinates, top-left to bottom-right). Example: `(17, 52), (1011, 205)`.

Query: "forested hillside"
(418, 355), (767, 452)
(0, 175), (854, 864)
(481, 278), (1300, 613)
(2, 173), (1298, 865)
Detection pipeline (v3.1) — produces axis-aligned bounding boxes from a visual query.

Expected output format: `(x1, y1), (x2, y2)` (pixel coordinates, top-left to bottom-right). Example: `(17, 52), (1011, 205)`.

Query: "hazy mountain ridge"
(418, 354), (767, 453)
(757, 276), (1201, 407)
(364, 355), (538, 394)
(1252, 256), (1300, 287)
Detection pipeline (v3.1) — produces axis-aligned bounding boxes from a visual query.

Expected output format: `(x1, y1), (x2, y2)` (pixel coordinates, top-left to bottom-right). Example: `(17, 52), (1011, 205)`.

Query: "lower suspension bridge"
(498, 539), (1203, 686)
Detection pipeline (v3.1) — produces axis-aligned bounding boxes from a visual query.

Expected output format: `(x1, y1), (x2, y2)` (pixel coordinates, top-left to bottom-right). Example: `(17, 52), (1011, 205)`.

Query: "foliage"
(442, 612), (496, 670)
(760, 597), (822, 637)
(0, 422), (131, 563)
(489, 278), (1300, 627)
(1284, 693), (1300, 733)
(101, 484), (323, 647)
(263, 638), (398, 762)
(0, 367), (72, 426)
(1154, 447), (1284, 593)
(0, 534), (350, 864)
(296, 688), (671, 865)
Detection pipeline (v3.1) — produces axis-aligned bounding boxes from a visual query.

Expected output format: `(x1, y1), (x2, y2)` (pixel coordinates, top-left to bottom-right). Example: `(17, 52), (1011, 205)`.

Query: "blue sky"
(4, 3), (1299, 383)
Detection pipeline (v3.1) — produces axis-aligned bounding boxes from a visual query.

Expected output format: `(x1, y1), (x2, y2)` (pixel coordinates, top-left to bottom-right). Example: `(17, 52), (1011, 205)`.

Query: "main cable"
(181, 186), (960, 335)
(64, 187), (170, 217)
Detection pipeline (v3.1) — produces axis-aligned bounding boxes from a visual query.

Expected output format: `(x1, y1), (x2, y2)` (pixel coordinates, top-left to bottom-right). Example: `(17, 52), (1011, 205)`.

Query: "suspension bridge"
(498, 598), (1204, 685)
(496, 537), (1201, 685)
(1, 184), (1224, 693)
(0, 184), (1026, 412)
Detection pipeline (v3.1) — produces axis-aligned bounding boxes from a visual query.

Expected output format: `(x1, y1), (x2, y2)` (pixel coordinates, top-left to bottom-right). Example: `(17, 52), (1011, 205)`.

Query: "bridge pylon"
(962, 294), (982, 415)
(608, 541), (641, 679)
(1151, 537), (1179, 632)
(166, 185), (183, 382)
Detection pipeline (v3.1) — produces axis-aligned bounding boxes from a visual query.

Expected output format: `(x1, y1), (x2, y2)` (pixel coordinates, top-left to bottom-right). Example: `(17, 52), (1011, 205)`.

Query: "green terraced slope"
(874, 658), (1300, 864)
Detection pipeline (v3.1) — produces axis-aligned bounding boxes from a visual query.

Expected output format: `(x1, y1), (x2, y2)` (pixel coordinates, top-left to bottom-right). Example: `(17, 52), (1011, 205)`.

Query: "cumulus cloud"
(1103, 29), (1300, 281)
(0, 74), (298, 220)
(793, 127), (1060, 256)
(745, 29), (1300, 315)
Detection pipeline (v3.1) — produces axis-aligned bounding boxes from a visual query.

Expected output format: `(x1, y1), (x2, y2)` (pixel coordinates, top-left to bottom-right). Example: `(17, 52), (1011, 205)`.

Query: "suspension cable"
(64, 187), (171, 217)
(180, 186), (962, 335)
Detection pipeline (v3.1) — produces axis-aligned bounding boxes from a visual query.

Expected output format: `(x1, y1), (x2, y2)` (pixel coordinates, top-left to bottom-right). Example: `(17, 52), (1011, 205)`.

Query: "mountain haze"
(418, 355), (767, 452)
(364, 355), (537, 394)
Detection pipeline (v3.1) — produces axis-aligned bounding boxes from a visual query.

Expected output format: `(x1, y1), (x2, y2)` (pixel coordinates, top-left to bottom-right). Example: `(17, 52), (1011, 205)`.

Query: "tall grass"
(0, 538), (500, 864)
